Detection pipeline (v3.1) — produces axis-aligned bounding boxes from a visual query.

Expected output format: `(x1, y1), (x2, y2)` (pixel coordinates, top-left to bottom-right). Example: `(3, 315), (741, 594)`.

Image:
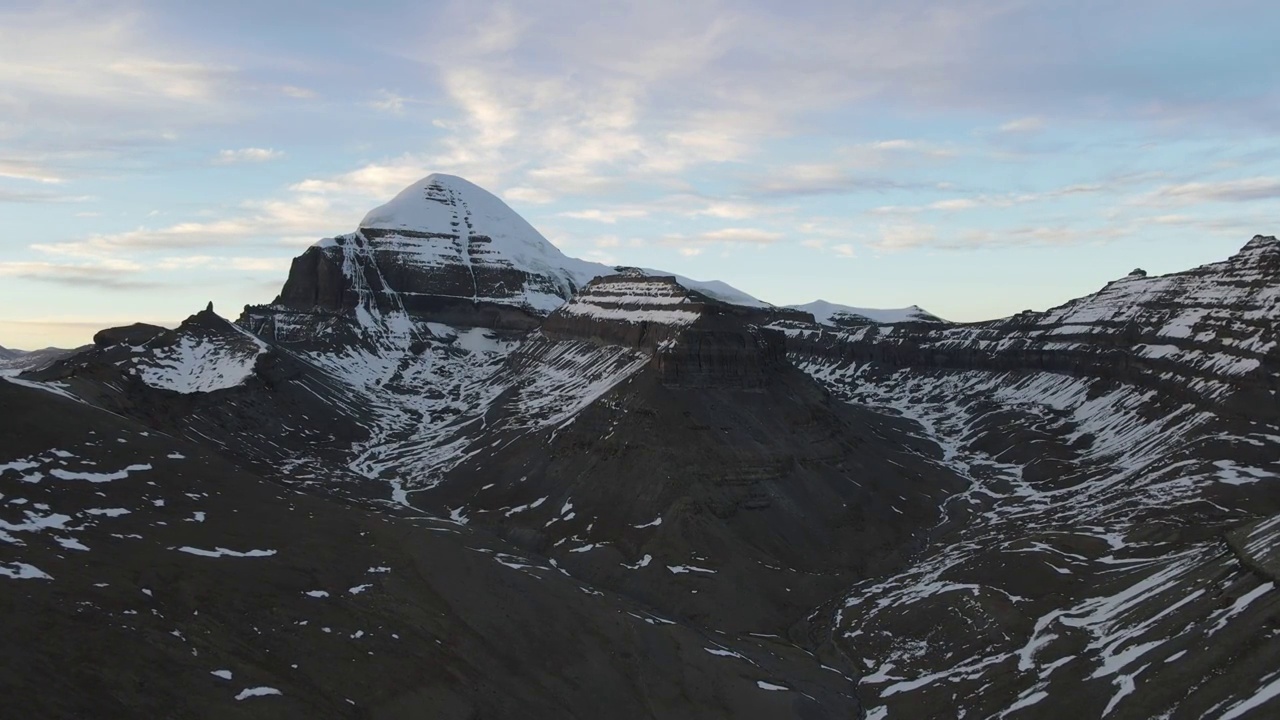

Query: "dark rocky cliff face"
(542, 273), (808, 389)
(252, 231), (551, 335)
(651, 323), (788, 389)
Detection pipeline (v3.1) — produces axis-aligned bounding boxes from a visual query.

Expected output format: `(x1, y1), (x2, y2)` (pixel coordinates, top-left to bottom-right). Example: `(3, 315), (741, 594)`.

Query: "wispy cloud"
(997, 117), (1046, 134)
(662, 227), (784, 248)
(280, 85), (317, 100)
(0, 7), (237, 115)
(0, 187), (94, 204)
(0, 260), (159, 290)
(0, 158), (66, 183)
(1134, 177), (1280, 207)
(31, 194), (350, 258)
(214, 148), (284, 164)
(558, 208), (651, 223)
(869, 182), (1106, 216)
(370, 89), (410, 114)
(290, 157), (440, 199)
(869, 224), (937, 252)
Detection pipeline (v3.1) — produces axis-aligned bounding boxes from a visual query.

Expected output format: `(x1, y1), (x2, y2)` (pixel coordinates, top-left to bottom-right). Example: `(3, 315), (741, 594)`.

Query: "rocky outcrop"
(1227, 512), (1280, 582)
(542, 273), (809, 389)
(92, 323), (172, 348)
(541, 273), (709, 350)
(652, 317), (789, 390)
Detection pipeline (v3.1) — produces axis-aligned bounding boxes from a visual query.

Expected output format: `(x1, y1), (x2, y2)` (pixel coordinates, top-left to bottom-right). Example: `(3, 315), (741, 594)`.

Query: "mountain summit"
(267, 174), (602, 331)
(255, 174), (769, 339)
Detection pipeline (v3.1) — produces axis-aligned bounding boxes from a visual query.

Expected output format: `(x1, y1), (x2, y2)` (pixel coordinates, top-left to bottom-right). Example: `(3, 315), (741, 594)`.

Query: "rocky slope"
(4, 173), (1279, 719)
(776, 236), (1280, 718)
(0, 379), (860, 719)
(407, 273), (964, 637)
(0, 343), (84, 376)
(780, 236), (1280, 420)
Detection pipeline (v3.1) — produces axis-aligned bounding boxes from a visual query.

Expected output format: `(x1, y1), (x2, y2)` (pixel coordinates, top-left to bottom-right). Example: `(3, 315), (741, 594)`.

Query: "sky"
(2, 0), (1278, 348)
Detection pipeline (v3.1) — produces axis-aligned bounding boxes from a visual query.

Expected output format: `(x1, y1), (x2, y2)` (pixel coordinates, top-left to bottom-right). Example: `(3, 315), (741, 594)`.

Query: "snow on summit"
(359, 174), (572, 271)
(320, 173), (774, 312)
(790, 300), (943, 326)
(303, 172), (923, 318)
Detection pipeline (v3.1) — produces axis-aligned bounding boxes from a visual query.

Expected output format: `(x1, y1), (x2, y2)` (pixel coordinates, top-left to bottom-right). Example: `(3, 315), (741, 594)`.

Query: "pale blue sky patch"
(1, 0), (1277, 347)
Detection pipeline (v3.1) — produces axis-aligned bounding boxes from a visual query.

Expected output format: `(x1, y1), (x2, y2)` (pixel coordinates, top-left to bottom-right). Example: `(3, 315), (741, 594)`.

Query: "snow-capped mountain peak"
(263, 173), (775, 337)
(357, 173), (568, 269)
(789, 299), (943, 326)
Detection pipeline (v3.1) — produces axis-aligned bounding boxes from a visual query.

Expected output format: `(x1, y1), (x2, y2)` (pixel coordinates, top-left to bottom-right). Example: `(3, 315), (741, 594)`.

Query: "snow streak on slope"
(796, 358), (1280, 719)
(489, 335), (650, 433)
(136, 329), (267, 394)
(263, 279), (653, 505)
(340, 331), (649, 502)
(558, 278), (703, 327)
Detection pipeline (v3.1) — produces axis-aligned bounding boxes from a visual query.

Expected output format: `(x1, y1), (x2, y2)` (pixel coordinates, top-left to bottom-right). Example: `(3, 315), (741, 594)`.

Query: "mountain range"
(3, 173), (1278, 719)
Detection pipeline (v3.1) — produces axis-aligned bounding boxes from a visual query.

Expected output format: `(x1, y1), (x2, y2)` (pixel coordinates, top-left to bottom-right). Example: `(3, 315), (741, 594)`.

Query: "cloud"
(0, 315), (186, 348)
(394, 1), (915, 202)
(386, 0), (1280, 215)
(746, 163), (929, 198)
(869, 224), (937, 252)
(1135, 177), (1280, 206)
(695, 228), (783, 244)
(0, 260), (159, 290)
(155, 255), (293, 272)
(0, 7), (236, 115)
(997, 117), (1046, 134)
(690, 201), (768, 220)
(0, 5), (257, 187)
(502, 186), (557, 204)
(661, 227), (784, 250)
(867, 223), (1134, 253)
(214, 148), (284, 165)
(280, 85), (317, 99)
(868, 183), (1107, 216)
(290, 158), (439, 199)
(0, 187), (94, 203)
(31, 193), (350, 258)
(0, 250), (294, 294)
(371, 90), (409, 114)
(0, 158), (65, 183)
(558, 208), (650, 224)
